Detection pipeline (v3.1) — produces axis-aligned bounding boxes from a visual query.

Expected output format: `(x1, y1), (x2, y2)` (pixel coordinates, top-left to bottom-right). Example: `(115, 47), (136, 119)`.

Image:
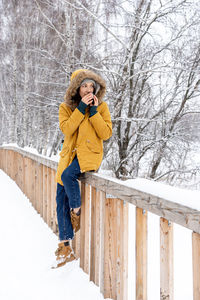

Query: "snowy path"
(0, 170), (107, 300)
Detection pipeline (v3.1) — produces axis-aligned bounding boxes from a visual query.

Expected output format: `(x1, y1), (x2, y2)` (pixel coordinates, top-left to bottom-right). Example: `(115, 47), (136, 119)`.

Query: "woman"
(54, 69), (112, 268)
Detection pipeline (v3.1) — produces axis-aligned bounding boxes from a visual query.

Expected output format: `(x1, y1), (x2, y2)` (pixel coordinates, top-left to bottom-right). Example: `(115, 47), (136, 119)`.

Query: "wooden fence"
(0, 145), (200, 300)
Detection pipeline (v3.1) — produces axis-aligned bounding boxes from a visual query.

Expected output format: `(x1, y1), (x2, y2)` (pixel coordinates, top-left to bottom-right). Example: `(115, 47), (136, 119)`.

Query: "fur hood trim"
(64, 70), (106, 110)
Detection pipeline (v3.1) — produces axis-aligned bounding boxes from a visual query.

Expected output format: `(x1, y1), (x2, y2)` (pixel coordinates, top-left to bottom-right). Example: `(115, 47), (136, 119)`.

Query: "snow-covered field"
(0, 169), (194, 300)
(0, 170), (110, 300)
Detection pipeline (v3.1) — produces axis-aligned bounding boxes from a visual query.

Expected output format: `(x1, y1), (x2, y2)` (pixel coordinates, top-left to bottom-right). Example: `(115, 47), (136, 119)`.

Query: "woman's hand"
(81, 93), (94, 105)
(81, 93), (98, 106)
(90, 95), (98, 106)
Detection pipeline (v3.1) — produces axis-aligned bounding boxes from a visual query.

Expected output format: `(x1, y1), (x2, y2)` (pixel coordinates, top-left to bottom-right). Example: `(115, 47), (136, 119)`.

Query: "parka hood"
(64, 70), (106, 111)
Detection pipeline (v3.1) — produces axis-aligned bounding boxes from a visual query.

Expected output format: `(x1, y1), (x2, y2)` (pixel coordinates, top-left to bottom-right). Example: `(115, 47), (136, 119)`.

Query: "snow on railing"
(0, 145), (200, 300)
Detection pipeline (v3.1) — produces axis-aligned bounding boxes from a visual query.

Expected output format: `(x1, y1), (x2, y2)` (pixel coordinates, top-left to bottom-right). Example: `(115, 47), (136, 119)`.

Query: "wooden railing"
(0, 145), (200, 300)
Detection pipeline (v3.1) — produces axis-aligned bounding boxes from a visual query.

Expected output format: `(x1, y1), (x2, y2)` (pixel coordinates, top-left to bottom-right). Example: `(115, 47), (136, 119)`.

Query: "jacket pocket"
(60, 146), (69, 157)
(86, 140), (101, 154)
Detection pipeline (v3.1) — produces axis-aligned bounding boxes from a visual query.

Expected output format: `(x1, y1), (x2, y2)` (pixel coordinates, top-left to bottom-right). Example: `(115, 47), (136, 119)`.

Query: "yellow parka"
(56, 69), (112, 185)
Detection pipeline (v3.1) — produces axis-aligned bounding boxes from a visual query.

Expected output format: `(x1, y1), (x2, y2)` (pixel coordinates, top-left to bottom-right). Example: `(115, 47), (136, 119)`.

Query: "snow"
(125, 178), (200, 210)
(0, 170), (110, 300)
(2, 143), (60, 163)
(0, 169), (194, 300)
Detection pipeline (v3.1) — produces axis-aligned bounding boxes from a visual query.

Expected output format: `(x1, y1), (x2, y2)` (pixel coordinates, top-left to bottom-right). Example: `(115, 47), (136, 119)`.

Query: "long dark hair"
(71, 87), (82, 104)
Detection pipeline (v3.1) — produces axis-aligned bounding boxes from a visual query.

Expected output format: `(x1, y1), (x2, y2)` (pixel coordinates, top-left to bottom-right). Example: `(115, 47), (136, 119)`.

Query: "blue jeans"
(56, 156), (81, 241)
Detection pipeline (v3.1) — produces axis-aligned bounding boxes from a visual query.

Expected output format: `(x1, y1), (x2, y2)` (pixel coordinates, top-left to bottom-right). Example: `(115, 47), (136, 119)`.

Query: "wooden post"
(72, 181), (81, 258)
(35, 162), (39, 213)
(192, 232), (200, 300)
(15, 152), (20, 187)
(103, 197), (128, 300)
(47, 167), (52, 227)
(136, 207), (147, 300)
(9, 150), (15, 180)
(51, 169), (57, 233)
(90, 187), (101, 285)
(100, 191), (106, 295)
(24, 157), (29, 198)
(28, 158), (33, 202)
(18, 152), (24, 191)
(31, 159), (35, 207)
(0, 149), (2, 169)
(122, 201), (129, 300)
(160, 218), (174, 300)
(80, 182), (90, 274)
(6, 150), (11, 178)
(104, 197), (117, 299)
(39, 164), (43, 217)
(4, 149), (7, 173)
(40, 165), (44, 217)
(43, 165), (48, 222)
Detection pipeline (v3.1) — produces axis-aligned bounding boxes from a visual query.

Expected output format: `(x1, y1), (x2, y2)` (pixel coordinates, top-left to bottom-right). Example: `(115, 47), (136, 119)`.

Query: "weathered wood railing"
(0, 145), (200, 300)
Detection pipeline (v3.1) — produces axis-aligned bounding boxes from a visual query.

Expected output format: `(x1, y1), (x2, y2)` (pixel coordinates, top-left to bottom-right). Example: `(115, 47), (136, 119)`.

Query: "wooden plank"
(192, 232), (200, 300)
(23, 157), (29, 198)
(160, 218), (174, 300)
(13, 151), (18, 184)
(7, 150), (11, 178)
(27, 158), (33, 204)
(80, 183), (90, 273)
(122, 202), (129, 300)
(14, 152), (19, 187)
(103, 197), (129, 300)
(100, 191), (106, 295)
(72, 230), (80, 259)
(136, 207), (147, 300)
(84, 183), (90, 274)
(116, 199), (129, 300)
(47, 167), (52, 227)
(0, 150), (2, 169)
(39, 164), (43, 217)
(18, 152), (24, 191)
(28, 158), (33, 202)
(9, 150), (14, 180)
(90, 187), (101, 285)
(31, 159), (36, 207)
(35, 162), (39, 213)
(1, 149), (4, 171)
(35, 162), (42, 214)
(72, 181), (81, 257)
(51, 169), (57, 233)
(41, 165), (45, 218)
(104, 197), (117, 300)
(4, 149), (8, 174)
(80, 182), (86, 270)
(43, 165), (48, 223)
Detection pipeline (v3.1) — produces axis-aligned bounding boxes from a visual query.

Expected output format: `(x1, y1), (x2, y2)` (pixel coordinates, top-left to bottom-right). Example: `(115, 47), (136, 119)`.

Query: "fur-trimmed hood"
(64, 70), (106, 111)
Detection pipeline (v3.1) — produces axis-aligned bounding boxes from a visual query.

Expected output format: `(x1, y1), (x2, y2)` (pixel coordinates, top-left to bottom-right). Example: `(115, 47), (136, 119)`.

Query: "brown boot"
(52, 242), (76, 269)
(70, 209), (81, 233)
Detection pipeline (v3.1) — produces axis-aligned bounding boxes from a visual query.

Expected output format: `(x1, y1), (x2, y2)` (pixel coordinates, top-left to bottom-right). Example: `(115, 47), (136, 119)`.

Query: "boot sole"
(51, 254), (76, 269)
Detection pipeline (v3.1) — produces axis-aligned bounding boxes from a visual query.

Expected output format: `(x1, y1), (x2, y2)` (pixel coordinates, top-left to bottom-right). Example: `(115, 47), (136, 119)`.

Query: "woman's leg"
(61, 156), (81, 210)
(56, 183), (74, 241)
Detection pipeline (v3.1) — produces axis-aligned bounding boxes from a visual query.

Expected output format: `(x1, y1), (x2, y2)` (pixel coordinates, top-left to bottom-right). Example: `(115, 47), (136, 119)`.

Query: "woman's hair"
(71, 87), (82, 104)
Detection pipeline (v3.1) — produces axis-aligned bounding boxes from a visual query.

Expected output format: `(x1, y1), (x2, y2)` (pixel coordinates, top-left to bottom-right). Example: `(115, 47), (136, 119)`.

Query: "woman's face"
(79, 82), (94, 98)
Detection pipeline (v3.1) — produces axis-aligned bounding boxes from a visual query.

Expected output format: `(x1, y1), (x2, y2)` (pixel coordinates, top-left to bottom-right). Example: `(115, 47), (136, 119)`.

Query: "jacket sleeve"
(89, 102), (112, 140)
(59, 103), (85, 137)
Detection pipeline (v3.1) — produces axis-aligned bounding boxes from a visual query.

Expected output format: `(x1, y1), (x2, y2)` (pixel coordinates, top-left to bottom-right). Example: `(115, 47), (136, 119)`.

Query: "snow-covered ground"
(0, 169), (194, 300)
(0, 170), (110, 300)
